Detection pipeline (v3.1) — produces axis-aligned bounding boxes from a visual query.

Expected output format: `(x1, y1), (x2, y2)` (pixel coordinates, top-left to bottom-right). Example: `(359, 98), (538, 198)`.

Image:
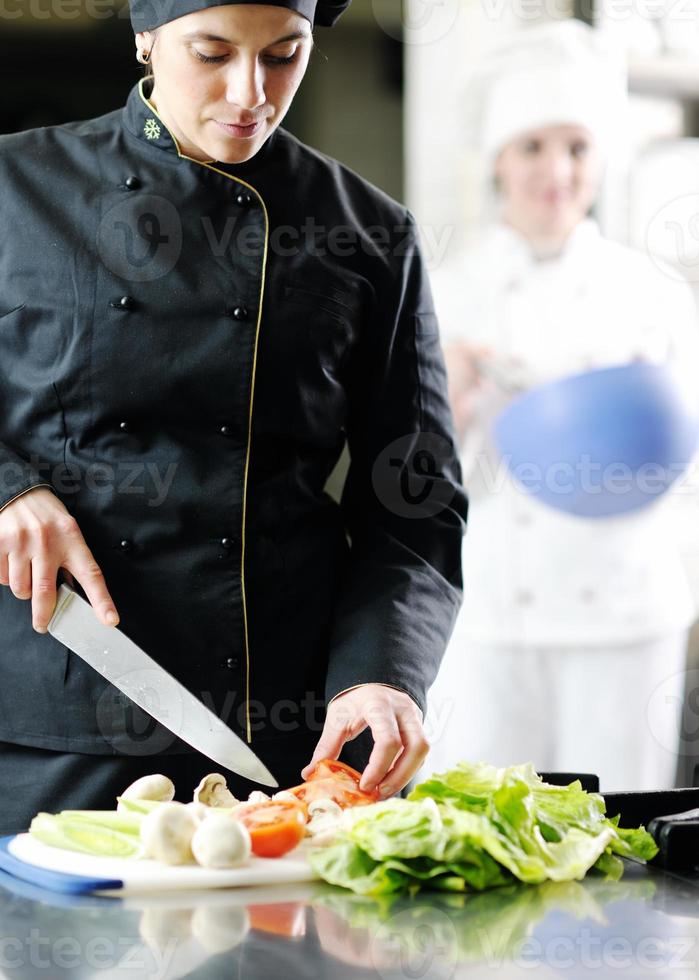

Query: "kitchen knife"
(47, 584), (278, 788)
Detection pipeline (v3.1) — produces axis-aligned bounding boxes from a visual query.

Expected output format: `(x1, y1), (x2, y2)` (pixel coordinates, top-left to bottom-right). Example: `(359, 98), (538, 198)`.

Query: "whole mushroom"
(185, 801), (211, 824)
(191, 905), (250, 954)
(191, 812), (251, 869)
(140, 802), (198, 865)
(117, 774), (175, 812)
(139, 907), (194, 953)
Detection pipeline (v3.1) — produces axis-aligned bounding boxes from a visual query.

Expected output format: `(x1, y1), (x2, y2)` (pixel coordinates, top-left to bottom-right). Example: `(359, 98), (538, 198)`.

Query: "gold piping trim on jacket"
(138, 80), (268, 744)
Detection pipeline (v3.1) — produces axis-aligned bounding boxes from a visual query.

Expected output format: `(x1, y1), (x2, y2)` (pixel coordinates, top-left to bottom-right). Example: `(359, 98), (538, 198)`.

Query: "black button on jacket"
(0, 78), (467, 779)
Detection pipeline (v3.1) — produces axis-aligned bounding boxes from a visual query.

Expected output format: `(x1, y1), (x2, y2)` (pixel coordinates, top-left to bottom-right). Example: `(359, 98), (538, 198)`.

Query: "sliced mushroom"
(308, 799), (342, 819)
(306, 797), (344, 842)
(193, 773), (239, 808)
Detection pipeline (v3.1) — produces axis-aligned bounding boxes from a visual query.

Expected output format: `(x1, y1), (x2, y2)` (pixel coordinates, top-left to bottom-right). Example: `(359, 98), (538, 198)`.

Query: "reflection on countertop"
(0, 861), (698, 978)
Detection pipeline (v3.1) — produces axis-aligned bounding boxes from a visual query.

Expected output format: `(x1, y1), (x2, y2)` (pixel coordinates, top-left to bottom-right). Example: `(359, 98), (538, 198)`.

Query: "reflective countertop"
(0, 860), (698, 979)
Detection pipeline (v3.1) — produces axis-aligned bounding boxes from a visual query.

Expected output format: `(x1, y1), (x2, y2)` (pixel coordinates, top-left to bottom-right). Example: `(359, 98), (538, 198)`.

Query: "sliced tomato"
(286, 758), (380, 809)
(248, 902), (307, 939)
(304, 759), (365, 783)
(233, 800), (306, 858)
(287, 778), (379, 808)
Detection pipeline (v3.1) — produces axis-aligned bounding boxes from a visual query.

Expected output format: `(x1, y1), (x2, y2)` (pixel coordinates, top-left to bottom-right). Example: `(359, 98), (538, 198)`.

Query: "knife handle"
(649, 807), (699, 830)
(648, 809), (699, 871)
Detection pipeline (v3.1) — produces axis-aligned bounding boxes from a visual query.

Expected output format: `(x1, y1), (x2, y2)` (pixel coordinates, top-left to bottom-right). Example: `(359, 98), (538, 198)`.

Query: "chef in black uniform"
(0, 0), (467, 831)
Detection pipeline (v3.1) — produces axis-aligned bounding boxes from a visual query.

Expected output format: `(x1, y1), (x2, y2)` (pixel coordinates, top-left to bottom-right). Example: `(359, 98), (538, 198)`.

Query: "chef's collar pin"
(144, 118), (161, 141)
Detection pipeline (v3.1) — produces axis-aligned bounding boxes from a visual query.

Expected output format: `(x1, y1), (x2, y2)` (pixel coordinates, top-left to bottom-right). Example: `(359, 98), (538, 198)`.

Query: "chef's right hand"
(0, 486), (119, 633)
(442, 342), (491, 440)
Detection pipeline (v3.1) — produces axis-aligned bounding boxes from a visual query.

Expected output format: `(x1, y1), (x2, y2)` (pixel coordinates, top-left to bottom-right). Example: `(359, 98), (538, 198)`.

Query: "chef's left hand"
(301, 684), (429, 799)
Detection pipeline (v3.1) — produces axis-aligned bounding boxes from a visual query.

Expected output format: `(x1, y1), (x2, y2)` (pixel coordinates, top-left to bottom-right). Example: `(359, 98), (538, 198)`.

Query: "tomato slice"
(248, 902), (307, 939)
(304, 759), (365, 783)
(233, 800), (307, 858)
(286, 759), (380, 809)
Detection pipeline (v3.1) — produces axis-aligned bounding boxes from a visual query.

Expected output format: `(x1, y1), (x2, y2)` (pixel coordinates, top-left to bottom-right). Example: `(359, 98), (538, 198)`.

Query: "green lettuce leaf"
(309, 762), (658, 896)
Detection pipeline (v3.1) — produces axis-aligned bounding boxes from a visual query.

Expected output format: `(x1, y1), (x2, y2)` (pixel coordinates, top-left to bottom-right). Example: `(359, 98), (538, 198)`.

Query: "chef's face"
(494, 124), (601, 247)
(135, 5), (313, 164)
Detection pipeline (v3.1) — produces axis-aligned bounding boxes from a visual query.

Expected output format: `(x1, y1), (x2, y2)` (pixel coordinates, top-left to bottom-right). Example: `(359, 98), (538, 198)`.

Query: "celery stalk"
(30, 812), (143, 858)
(115, 797), (163, 816)
(60, 810), (143, 835)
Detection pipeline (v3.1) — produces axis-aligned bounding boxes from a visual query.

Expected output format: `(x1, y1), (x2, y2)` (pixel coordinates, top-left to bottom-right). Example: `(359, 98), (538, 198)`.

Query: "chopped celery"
(60, 810), (143, 835)
(30, 812), (143, 858)
(115, 796), (164, 816)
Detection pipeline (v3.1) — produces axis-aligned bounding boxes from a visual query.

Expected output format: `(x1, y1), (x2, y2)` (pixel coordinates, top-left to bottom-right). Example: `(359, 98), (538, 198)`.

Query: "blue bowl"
(493, 362), (699, 518)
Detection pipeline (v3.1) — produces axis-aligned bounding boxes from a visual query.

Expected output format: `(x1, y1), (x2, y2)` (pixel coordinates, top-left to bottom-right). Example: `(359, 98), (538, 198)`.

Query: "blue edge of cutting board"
(0, 835), (123, 894)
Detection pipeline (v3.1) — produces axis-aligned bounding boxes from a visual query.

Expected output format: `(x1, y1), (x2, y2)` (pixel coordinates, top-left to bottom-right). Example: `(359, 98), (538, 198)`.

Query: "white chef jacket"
(432, 218), (699, 646)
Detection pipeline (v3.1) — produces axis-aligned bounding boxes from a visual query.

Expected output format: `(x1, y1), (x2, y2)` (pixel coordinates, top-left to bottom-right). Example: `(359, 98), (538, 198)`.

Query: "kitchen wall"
(404, 1), (699, 787)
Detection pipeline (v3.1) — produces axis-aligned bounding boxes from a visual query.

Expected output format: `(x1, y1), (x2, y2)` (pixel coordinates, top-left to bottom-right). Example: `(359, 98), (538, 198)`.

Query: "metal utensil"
(47, 584), (278, 787)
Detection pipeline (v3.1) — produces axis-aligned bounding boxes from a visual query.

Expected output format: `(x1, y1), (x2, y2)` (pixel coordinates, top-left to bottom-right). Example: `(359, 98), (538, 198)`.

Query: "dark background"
(0, 1), (404, 199)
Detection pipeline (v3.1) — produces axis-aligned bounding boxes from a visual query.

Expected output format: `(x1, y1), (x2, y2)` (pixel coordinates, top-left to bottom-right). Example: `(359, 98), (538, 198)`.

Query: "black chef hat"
(130, 0), (351, 31)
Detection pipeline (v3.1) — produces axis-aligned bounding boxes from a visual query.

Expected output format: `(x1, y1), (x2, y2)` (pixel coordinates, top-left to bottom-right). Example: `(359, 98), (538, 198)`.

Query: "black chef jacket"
(0, 77), (467, 782)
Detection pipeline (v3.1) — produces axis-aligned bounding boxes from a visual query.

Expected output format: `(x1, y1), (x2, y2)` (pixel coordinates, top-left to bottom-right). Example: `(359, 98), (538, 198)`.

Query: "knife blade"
(47, 584), (278, 788)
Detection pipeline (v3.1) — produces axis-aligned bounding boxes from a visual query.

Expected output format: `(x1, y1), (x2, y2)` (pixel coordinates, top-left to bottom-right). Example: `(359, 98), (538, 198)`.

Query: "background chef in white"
(420, 20), (699, 792)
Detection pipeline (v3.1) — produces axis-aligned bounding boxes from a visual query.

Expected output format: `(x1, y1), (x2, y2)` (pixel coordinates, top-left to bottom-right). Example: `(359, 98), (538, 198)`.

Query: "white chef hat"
(465, 20), (626, 164)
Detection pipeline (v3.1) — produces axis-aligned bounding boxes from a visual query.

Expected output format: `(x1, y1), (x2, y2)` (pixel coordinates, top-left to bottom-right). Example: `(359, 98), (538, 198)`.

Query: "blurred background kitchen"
(5, 0), (699, 787)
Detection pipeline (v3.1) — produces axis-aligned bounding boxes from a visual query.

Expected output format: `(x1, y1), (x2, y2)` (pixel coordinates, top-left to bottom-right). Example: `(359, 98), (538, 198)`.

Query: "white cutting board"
(8, 833), (320, 894)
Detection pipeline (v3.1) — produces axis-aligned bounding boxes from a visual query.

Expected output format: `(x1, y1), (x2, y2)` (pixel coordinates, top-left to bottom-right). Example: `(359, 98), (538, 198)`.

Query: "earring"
(136, 48), (151, 65)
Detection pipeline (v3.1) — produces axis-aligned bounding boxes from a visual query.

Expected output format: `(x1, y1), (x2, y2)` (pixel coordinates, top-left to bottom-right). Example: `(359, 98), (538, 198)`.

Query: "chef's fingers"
(372, 715), (430, 799)
(0, 552), (8, 586)
(30, 556), (58, 633)
(7, 551), (31, 601)
(300, 708), (366, 779)
(358, 707), (403, 794)
(62, 537), (119, 627)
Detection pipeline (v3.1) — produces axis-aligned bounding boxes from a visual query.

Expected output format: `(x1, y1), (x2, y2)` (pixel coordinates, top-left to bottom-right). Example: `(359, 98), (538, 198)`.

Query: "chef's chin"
(208, 131), (268, 165)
